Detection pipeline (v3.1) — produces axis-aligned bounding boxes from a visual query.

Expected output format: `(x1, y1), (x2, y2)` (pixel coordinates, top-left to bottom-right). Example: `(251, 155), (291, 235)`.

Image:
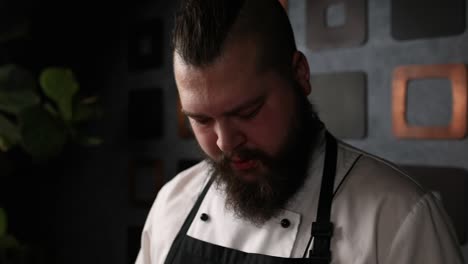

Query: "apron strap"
(164, 175), (215, 264)
(308, 132), (338, 263)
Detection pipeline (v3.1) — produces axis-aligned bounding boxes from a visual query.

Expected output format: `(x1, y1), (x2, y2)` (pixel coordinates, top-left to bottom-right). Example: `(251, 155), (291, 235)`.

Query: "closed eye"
(191, 117), (212, 125)
(237, 102), (263, 120)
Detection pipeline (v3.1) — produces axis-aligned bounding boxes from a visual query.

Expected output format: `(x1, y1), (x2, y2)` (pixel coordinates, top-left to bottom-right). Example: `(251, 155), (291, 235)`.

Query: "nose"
(215, 120), (245, 154)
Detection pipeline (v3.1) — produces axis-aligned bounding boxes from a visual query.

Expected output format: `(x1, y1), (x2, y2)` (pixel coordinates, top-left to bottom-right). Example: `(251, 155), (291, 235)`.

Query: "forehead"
(174, 39), (270, 114)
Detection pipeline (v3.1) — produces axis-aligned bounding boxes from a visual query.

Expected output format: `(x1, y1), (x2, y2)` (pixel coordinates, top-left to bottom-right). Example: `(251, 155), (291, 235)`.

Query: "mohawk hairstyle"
(172, 0), (297, 75)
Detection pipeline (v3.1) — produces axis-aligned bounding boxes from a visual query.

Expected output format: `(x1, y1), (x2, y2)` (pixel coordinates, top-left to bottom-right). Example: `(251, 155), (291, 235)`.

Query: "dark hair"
(172, 0), (297, 76)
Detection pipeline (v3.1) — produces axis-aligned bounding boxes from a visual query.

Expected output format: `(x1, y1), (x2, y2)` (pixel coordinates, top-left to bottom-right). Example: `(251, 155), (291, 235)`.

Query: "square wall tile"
(309, 72), (367, 139)
(306, 0), (367, 51)
(129, 158), (165, 207)
(391, 0), (465, 40)
(128, 18), (164, 72)
(129, 88), (164, 140)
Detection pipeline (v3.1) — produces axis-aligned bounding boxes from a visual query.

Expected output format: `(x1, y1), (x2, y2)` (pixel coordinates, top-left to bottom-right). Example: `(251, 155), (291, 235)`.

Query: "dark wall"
(0, 0), (140, 263)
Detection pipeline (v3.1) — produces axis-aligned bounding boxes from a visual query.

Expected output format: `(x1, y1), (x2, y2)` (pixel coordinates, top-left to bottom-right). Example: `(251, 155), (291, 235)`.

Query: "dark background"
(0, 0), (467, 263)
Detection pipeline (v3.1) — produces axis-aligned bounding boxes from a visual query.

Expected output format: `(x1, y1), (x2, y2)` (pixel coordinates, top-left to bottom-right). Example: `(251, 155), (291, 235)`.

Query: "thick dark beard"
(205, 91), (323, 225)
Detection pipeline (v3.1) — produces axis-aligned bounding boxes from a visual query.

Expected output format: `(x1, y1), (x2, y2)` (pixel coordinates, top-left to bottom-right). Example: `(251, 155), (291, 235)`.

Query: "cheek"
(246, 116), (290, 155)
(192, 125), (221, 159)
(244, 112), (288, 155)
(246, 99), (295, 154)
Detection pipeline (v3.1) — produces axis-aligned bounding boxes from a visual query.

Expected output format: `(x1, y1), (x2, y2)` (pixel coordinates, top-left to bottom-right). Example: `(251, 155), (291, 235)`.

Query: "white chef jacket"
(136, 133), (464, 264)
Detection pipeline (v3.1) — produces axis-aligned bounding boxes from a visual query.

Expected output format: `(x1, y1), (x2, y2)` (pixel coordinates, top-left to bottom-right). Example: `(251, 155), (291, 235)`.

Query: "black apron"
(165, 132), (338, 264)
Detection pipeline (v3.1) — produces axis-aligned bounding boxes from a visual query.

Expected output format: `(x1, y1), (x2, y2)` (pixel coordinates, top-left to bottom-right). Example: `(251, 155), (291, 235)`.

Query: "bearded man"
(135, 0), (464, 263)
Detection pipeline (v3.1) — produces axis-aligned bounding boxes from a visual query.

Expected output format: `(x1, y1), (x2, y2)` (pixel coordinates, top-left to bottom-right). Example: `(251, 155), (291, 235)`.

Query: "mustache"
(217, 147), (272, 165)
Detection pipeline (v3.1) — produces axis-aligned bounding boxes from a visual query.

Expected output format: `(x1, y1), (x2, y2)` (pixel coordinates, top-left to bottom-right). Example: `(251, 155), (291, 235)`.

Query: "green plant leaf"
(0, 64), (36, 91)
(43, 103), (58, 117)
(80, 96), (98, 105)
(73, 102), (101, 123)
(39, 68), (79, 121)
(0, 136), (8, 152)
(0, 90), (40, 115)
(0, 208), (6, 236)
(80, 137), (102, 146)
(18, 106), (67, 160)
(0, 65), (15, 83)
(0, 115), (20, 151)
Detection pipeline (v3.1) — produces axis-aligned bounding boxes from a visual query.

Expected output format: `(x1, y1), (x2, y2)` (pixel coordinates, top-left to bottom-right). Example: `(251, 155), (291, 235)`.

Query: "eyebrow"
(182, 94), (266, 119)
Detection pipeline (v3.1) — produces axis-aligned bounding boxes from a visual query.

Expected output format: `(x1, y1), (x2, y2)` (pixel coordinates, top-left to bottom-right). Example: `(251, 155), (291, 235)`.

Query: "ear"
(291, 51), (311, 96)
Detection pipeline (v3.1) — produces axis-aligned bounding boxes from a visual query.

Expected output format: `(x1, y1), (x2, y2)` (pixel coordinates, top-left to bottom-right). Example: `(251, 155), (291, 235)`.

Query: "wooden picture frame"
(392, 64), (468, 139)
(129, 158), (165, 207)
(177, 98), (194, 139)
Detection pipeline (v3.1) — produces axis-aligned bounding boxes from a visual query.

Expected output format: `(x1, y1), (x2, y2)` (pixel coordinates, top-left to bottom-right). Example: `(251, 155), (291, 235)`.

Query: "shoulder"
(148, 160), (211, 228)
(336, 141), (427, 205)
(331, 142), (460, 262)
(156, 160), (211, 208)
